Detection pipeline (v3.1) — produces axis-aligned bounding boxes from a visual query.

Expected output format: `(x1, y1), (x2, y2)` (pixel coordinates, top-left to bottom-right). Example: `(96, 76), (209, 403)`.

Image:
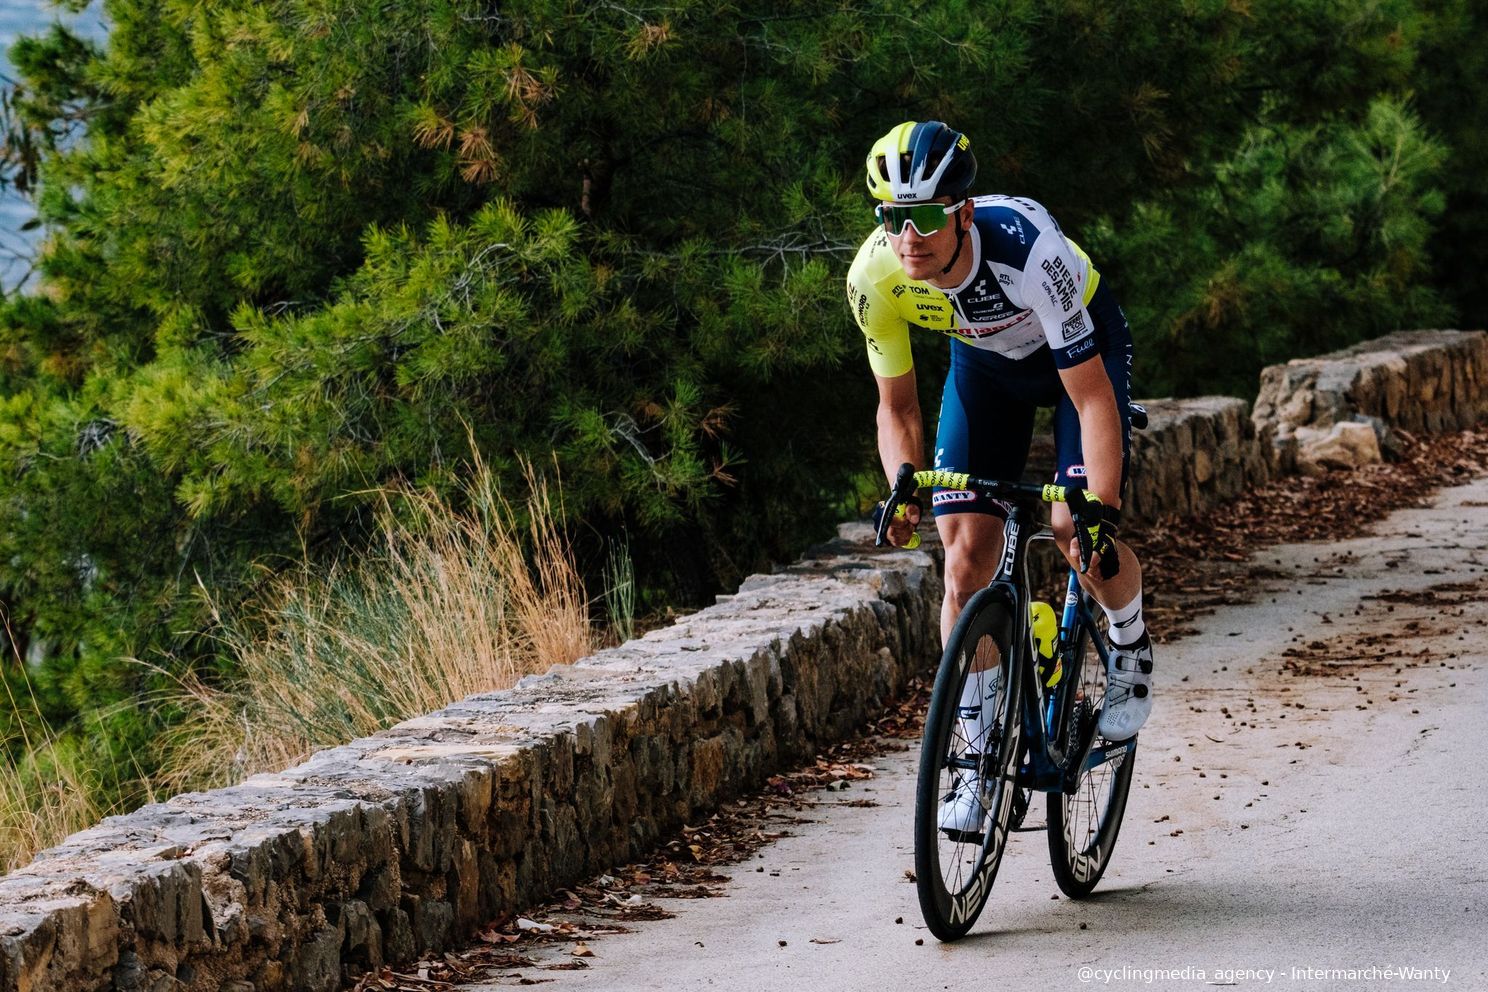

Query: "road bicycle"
(874, 441), (1144, 940)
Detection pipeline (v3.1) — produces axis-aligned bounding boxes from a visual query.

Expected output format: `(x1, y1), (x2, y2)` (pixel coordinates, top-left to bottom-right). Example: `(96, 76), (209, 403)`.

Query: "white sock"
(1103, 591), (1146, 647)
(957, 668), (999, 753)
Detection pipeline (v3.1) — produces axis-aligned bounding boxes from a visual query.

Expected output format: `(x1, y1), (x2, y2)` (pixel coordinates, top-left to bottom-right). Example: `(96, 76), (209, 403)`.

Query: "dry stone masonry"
(1253, 329), (1488, 475)
(1126, 396), (1272, 523)
(3, 328), (1484, 992)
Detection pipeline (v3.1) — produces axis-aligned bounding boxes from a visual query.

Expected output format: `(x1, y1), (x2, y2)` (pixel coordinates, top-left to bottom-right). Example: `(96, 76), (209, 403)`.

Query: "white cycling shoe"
(1098, 634), (1154, 741)
(938, 775), (988, 838)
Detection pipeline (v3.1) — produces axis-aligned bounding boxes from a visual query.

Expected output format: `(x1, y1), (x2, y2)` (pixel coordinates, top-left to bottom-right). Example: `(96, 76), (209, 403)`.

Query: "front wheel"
(1046, 615), (1136, 897)
(915, 589), (1023, 940)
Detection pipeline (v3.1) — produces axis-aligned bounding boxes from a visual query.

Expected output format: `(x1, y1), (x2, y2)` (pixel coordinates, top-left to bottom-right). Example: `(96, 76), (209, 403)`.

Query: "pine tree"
(0, 0), (1466, 803)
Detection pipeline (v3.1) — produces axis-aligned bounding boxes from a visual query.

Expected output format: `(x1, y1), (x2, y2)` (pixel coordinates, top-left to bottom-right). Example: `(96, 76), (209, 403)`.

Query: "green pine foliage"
(0, 0), (1476, 819)
(1088, 95), (1452, 398)
(1411, 0), (1488, 326)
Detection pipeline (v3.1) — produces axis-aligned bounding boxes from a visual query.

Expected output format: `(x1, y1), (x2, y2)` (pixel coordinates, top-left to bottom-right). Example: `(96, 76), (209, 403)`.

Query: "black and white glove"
(1073, 494), (1122, 580)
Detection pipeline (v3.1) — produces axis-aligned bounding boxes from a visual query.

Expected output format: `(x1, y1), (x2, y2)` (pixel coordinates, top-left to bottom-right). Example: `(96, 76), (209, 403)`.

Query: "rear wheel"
(1046, 613), (1135, 897)
(914, 590), (1023, 940)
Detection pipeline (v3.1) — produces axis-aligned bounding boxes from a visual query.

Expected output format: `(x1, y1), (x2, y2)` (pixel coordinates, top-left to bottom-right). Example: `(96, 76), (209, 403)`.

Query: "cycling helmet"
(865, 121), (977, 203)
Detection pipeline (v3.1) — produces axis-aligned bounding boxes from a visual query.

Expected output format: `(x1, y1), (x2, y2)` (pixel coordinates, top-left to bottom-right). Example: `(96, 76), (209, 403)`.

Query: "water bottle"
(1030, 601), (1062, 688)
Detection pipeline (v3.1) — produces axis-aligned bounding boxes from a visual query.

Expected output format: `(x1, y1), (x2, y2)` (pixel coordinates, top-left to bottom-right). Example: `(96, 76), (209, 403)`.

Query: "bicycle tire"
(914, 588), (1024, 940)
(1046, 609), (1136, 897)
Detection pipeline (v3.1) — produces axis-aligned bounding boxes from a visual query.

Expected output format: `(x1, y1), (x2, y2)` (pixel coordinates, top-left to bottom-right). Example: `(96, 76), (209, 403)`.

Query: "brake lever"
(874, 462), (919, 548)
(1067, 487), (1094, 574)
(873, 494), (898, 548)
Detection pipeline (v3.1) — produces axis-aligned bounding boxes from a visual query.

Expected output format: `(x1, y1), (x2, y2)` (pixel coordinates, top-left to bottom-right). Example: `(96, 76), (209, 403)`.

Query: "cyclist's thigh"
(1051, 285), (1134, 492)
(936, 511), (1006, 589)
(932, 341), (1038, 520)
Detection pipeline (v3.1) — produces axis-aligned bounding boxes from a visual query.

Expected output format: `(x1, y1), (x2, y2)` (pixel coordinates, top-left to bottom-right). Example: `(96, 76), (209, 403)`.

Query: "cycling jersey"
(932, 283), (1133, 517)
(845, 195), (1102, 377)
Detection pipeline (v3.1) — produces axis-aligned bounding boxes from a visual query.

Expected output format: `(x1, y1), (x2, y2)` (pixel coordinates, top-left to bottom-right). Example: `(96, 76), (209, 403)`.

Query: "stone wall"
(1253, 329), (1488, 474)
(4, 328), (1485, 992)
(1125, 397), (1272, 524)
(1, 548), (940, 992)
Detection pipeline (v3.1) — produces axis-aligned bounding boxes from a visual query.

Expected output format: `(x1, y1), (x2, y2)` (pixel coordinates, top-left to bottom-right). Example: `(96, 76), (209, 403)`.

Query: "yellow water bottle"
(1030, 601), (1062, 688)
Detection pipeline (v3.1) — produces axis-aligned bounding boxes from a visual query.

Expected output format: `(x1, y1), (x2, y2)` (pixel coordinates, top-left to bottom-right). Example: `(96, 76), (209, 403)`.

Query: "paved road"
(476, 476), (1488, 992)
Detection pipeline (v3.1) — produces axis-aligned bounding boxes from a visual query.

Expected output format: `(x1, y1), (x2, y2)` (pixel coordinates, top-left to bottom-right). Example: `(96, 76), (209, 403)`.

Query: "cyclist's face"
(886, 197), (971, 281)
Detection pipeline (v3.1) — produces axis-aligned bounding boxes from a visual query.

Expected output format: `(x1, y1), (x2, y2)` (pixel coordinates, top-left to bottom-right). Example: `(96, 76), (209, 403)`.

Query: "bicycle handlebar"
(874, 463), (1104, 573)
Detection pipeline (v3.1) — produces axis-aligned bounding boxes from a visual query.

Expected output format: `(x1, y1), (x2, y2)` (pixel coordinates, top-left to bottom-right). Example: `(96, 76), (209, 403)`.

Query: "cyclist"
(849, 120), (1154, 834)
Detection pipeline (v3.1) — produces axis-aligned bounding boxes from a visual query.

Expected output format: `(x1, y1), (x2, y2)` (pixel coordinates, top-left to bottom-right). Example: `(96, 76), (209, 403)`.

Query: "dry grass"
(154, 457), (594, 793)
(1, 458), (596, 871)
(1, 632), (142, 872)
(4, 458), (598, 868)
(0, 734), (108, 873)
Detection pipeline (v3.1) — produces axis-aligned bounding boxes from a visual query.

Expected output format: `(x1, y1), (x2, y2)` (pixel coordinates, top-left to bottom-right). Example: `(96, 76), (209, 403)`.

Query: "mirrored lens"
(875, 202), (952, 236)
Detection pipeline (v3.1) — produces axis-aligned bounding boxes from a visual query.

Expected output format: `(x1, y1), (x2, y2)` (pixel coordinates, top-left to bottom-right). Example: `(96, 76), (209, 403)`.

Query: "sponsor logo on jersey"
(909, 284), (931, 295)
(1065, 464), (1087, 478)
(1041, 256), (1077, 312)
(1061, 311), (1088, 342)
(1066, 337), (1095, 359)
(962, 276), (1005, 308)
(999, 218), (1026, 244)
(892, 284), (905, 297)
(954, 318), (1023, 340)
(857, 294), (869, 325)
(915, 302), (942, 312)
(959, 292), (1016, 321)
(997, 272), (1013, 287)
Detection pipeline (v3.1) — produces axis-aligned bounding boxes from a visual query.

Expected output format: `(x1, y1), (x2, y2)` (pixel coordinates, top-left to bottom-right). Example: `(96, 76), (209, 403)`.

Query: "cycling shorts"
(931, 282), (1133, 518)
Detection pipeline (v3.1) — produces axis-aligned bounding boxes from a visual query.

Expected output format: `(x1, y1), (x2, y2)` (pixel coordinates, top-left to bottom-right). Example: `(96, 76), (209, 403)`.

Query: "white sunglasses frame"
(875, 199), (968, 237)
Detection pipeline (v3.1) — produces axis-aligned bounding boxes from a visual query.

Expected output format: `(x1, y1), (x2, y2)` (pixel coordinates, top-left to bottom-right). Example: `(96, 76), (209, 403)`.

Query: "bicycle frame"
(986, 499), (1138, 796)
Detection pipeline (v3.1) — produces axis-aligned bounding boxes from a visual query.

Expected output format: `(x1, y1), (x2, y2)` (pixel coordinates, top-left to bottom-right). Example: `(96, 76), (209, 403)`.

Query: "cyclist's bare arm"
(1055, 356), (1124, 510)
(1055, 356), (1142, 593)
(875, 369), (923, 546)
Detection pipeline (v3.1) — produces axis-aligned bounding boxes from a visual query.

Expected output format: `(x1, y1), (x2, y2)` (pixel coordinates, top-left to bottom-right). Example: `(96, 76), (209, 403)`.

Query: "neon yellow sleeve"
(845, 233), (914, 378)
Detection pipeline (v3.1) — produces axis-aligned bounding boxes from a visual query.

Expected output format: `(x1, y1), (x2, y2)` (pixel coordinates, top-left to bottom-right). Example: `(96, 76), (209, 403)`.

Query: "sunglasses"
(874, 199), (966, 236)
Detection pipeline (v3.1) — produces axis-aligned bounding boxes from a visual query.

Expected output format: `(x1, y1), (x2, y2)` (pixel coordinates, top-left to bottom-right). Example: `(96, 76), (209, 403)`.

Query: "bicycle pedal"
(941, 828), (986, 845)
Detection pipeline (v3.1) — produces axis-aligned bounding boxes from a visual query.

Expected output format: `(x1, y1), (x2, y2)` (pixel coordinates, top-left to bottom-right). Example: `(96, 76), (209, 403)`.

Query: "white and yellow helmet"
(865, 121), (977, 203)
